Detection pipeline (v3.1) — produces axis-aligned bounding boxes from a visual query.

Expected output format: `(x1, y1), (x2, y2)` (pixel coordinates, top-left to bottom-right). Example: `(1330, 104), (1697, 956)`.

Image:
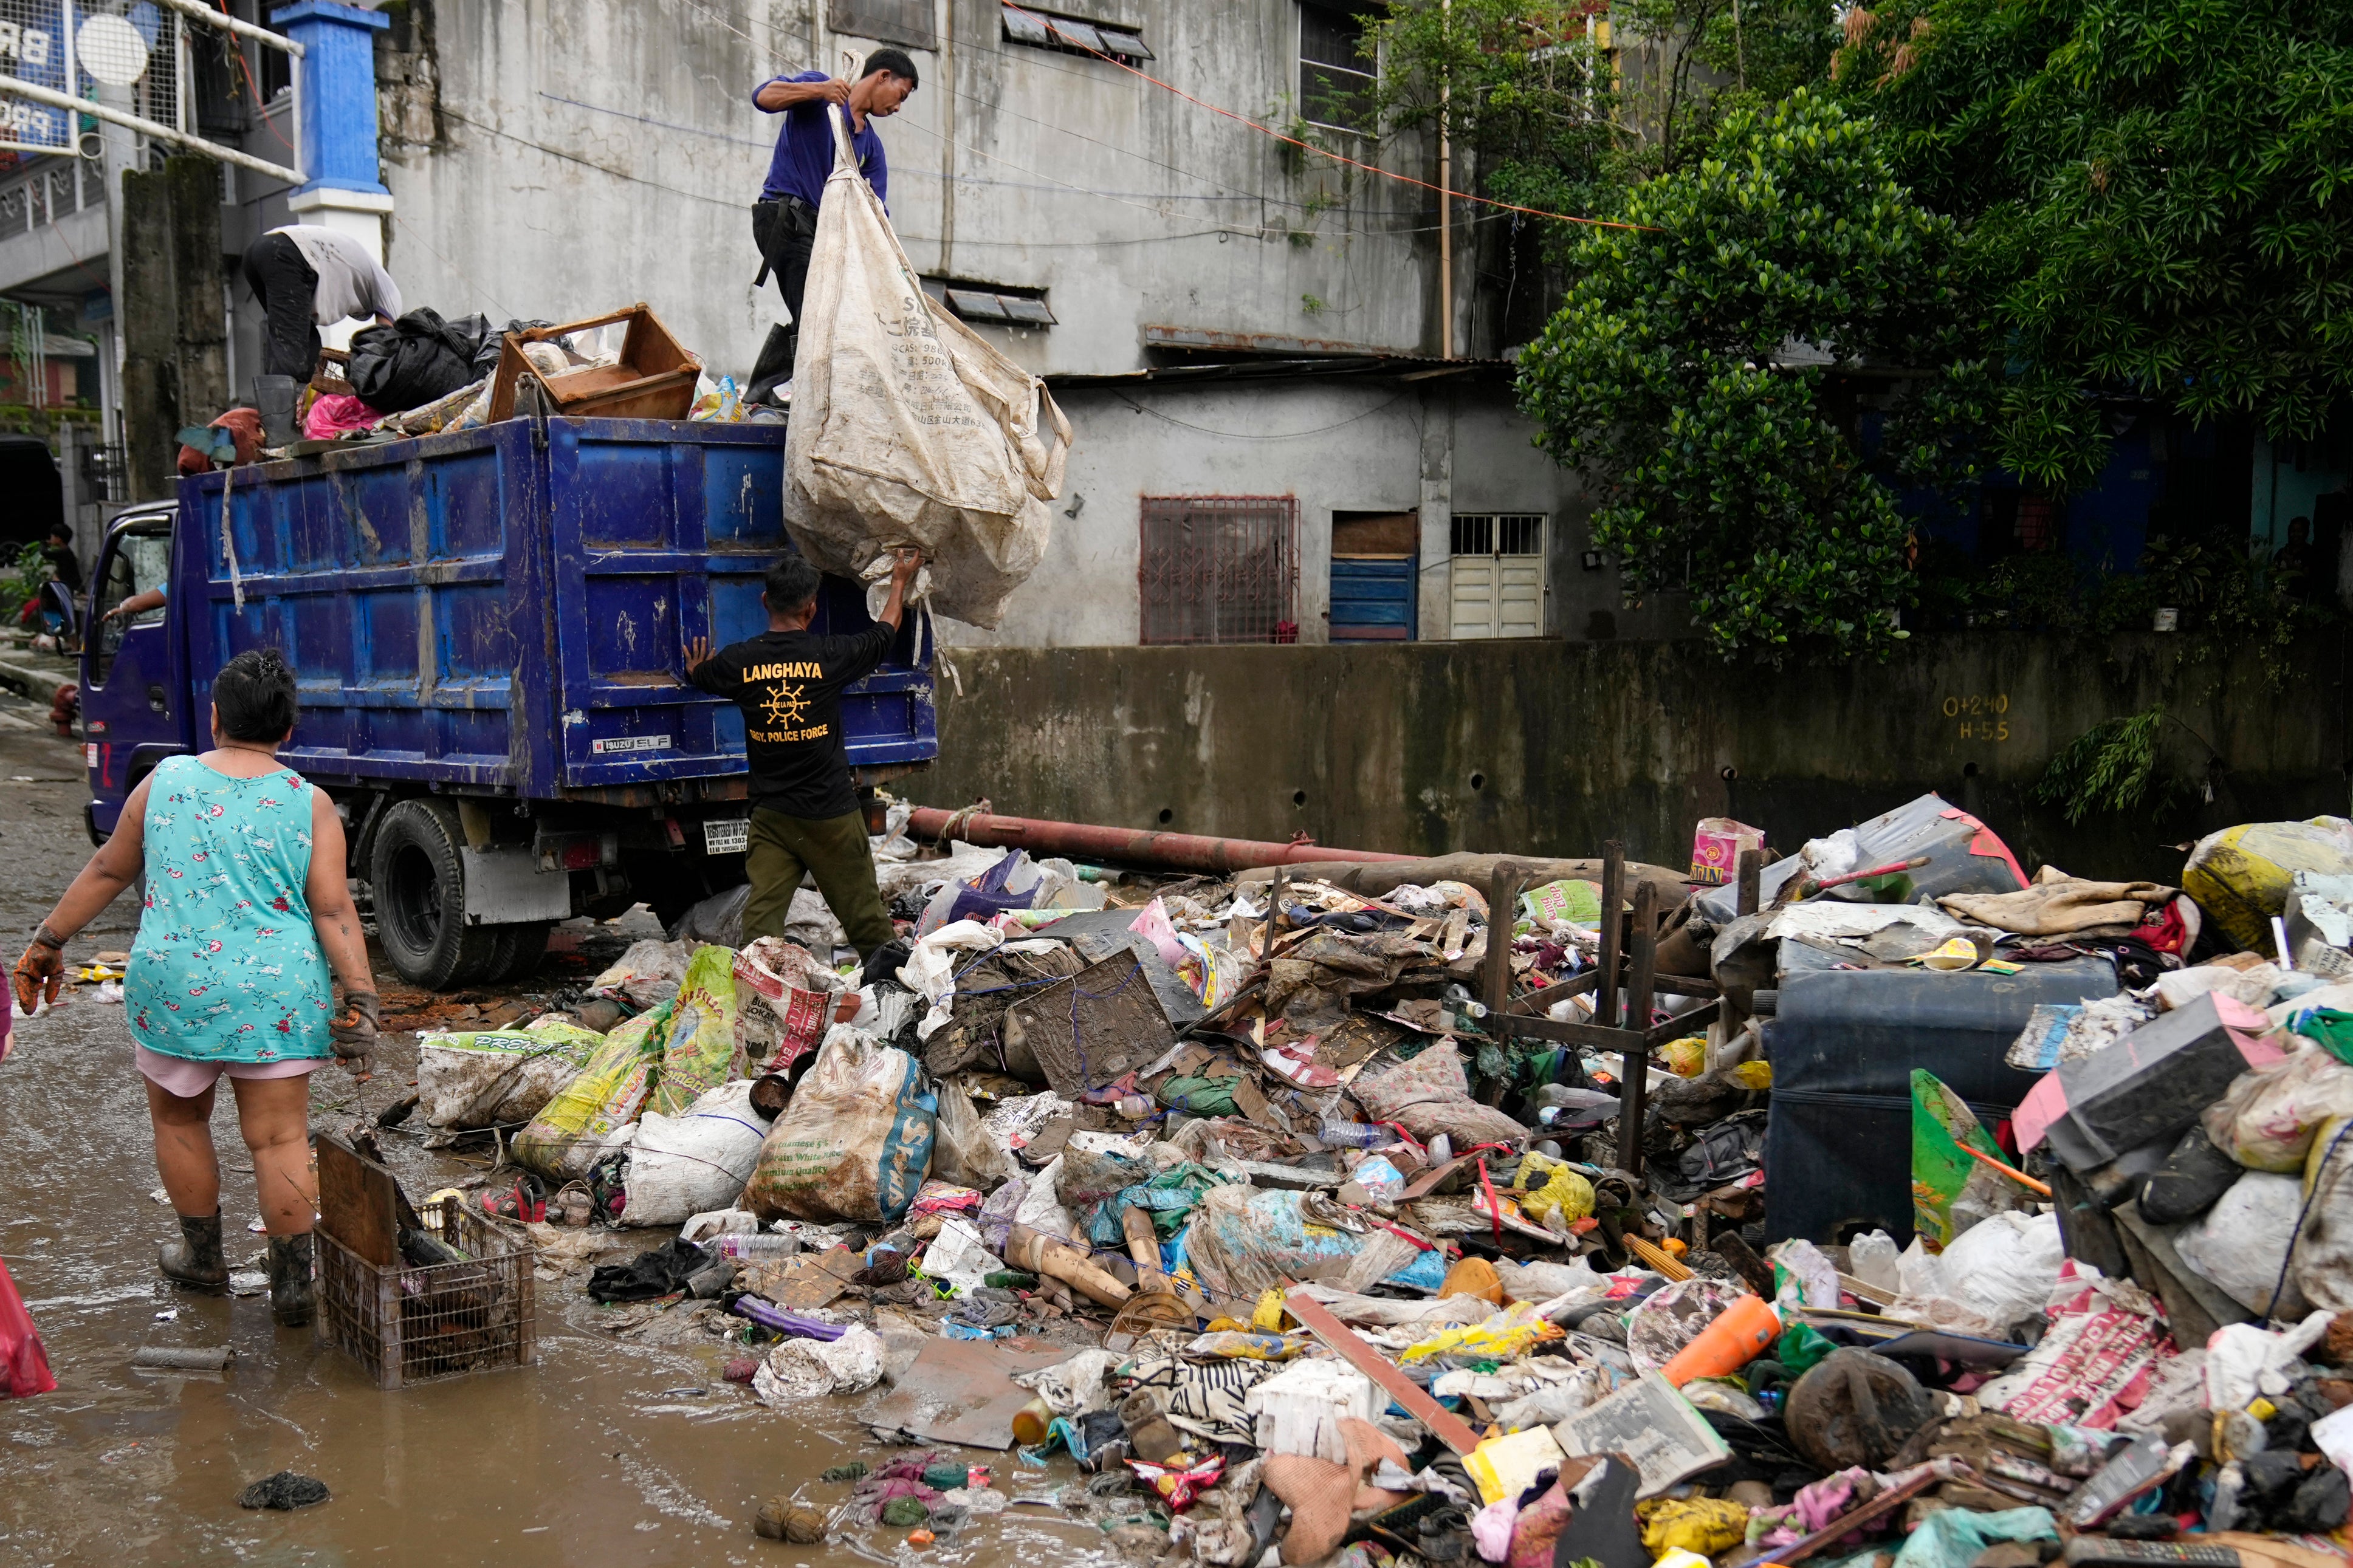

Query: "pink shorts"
(134, 1044), (325, 1099)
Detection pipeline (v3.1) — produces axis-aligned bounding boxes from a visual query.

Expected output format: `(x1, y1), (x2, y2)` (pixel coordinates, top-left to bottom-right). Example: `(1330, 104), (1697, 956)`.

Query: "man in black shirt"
(687, 549), (921, 956)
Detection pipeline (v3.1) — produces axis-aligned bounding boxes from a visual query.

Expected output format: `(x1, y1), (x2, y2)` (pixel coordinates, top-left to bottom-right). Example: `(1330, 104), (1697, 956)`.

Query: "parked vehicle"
(79, 415), (935, 988)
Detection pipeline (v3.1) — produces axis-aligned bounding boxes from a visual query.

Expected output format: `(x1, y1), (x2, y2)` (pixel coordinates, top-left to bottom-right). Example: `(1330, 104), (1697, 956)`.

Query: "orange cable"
(1001, 2), (1655, 233)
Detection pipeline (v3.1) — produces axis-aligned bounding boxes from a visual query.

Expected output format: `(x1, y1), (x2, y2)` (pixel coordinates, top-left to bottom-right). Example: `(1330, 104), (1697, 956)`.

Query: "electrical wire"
(210, 0), (298, 158)
(654, 0), (1435, 232)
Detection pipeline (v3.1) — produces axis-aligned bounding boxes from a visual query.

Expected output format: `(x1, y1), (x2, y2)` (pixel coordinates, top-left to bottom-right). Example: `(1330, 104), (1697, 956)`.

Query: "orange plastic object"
(907, 1529), (936, 1547)
(1657, 1293), (1779, 1386)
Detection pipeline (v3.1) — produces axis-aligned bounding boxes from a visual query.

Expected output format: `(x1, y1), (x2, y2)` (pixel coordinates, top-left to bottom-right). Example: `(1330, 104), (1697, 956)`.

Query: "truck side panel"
(545, 419), (935, 791)
(174, 417), (935, 800)
(179, 421), (550, 792)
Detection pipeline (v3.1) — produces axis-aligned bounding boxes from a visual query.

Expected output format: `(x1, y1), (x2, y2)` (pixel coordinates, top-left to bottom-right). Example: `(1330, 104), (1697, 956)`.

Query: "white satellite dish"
(76, 14), (150, 87)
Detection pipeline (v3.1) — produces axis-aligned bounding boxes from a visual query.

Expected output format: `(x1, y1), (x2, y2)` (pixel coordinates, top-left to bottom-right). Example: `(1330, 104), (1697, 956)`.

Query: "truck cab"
(80, 504), (181, 844)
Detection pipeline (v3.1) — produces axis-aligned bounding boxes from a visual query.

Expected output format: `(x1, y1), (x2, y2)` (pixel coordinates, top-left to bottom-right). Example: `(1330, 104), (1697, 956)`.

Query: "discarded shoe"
(267, 1232), (315, 1328)
(237, 1471), (329, 1510)
(159, 1210), (230, 1290)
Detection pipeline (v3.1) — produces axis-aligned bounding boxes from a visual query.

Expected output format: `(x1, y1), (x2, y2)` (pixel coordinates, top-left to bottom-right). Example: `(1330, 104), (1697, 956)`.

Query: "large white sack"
(617, 1079), (769, 1227)
(2175, 1169), (2310, 1316)
(416, 1019), (603, 1129)
(784, 106), (1071, 630)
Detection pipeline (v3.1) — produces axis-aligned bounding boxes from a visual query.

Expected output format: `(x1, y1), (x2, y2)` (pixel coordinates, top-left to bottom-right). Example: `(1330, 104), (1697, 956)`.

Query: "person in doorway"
(240, 224), (402, 383)
(685, 550), (921, 956)
(42, 522), (81, 595)
(12, 649), (380, 1328)
(2276, 515), (2320, 599)
(746, 49), (919, 403)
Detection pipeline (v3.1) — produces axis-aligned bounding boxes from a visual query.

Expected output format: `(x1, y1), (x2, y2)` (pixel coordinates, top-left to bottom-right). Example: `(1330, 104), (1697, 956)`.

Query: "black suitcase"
(1763, 958), (2118, 1245)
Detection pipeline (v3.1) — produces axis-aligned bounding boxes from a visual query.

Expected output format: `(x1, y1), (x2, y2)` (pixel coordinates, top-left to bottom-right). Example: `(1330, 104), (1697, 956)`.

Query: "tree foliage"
(1836, 0), (2353, 492)
(1516, 90), (1984, 660)
(1366, 0), (1624, 265)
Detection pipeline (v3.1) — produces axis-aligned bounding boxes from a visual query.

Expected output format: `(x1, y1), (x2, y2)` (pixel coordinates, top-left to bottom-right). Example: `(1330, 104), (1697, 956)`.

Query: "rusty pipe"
(905, 806), (1412, 874)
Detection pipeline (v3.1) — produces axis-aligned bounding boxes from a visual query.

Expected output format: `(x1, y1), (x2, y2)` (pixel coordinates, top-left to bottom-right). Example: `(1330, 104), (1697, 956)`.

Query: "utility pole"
(1438, 0), (1452, 360)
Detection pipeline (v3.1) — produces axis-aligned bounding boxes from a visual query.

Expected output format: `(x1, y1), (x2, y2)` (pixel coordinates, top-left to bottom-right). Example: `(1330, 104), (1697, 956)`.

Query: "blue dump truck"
(78, 415), (936, 989)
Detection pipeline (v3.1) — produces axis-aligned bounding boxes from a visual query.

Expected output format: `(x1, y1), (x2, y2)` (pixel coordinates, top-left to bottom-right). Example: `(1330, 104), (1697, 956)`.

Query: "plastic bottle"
(1657, 1295), (1780, 1386)
(710, 1233), (805, 1261)
(1010, 1395), (1055, 1446)
(1319, 1117), (1384, 1148)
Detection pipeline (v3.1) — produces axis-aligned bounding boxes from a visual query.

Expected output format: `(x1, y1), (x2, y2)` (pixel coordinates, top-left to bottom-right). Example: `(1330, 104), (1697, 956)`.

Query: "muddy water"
(0, 733), (1117, 1568)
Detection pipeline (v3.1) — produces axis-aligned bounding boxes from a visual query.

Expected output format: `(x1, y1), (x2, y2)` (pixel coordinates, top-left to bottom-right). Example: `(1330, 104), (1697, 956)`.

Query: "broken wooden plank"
(1285, 1289), (1480, 1456)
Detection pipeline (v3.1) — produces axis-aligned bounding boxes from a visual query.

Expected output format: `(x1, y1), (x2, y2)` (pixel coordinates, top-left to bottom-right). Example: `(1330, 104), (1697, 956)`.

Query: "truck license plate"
(702, 818), (749, 855)
(590, 734), (672, 756)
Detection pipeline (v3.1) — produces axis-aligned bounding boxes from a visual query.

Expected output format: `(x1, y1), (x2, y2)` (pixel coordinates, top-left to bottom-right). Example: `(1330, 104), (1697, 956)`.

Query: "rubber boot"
(159, 1210), (230, 1290)
(744, 323), (795, 406)
(267, 1233), (315, 1329)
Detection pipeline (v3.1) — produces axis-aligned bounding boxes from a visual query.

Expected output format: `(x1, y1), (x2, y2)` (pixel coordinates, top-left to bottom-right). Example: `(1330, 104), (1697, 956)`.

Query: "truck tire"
(486, 922), (552, 984)
(370, 799), (501, 990)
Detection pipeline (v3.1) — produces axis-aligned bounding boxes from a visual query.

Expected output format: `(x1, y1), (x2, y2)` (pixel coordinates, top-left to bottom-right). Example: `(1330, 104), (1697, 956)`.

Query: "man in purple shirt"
(747, 49), (919, 404)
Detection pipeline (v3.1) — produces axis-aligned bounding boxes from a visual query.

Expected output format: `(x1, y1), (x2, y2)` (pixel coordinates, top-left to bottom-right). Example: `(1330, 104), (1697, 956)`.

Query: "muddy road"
(0, 725), (1115, 1568)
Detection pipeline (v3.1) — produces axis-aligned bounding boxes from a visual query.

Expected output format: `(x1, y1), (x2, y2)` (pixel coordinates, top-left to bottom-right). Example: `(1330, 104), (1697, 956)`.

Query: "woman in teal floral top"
(13, 650), (379, 1327)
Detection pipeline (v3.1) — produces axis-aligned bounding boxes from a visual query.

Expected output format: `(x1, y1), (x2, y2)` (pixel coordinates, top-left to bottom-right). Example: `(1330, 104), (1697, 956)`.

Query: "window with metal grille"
(1139, 496), (1299, 645)
(1299, 2), (1373, 133)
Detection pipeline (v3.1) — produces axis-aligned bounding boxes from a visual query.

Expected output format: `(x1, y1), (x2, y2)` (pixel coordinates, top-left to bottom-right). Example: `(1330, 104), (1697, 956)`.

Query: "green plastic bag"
(2291, 1006), (2353, 1067)
(1776, 1321), (1836, 1376)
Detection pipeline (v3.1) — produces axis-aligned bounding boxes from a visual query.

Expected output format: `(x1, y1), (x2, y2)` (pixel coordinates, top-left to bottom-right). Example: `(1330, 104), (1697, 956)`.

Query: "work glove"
(330, 988), (380, 1068)
(12, 926), (65, 1015)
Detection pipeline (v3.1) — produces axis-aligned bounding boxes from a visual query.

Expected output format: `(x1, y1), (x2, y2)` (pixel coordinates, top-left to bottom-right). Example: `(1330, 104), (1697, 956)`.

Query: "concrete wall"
(944, 376), (1690, 648)
(915, 632), (2352, 885)
(375, 0), (1447, 385)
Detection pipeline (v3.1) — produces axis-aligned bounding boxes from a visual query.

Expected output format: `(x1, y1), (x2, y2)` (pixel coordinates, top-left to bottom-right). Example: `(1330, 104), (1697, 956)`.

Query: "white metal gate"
(1449, 513), (1547, 638)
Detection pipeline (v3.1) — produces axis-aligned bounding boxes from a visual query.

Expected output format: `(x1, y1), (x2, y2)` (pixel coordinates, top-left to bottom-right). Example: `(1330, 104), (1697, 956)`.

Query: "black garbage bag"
(588, 1238), (712, 1304)
(347, 307), (493, 414)
(475, 318), (555, 380)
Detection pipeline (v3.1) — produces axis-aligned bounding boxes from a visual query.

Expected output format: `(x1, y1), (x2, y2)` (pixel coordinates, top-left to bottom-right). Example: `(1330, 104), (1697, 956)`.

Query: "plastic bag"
(1891, 1212), (2066, 1337)
(0, 1257), (56, 1399)
(929, 1078), (1015, 1189)
(2183, 817), (2353, 951)
(618, 1080), (770, 1227)
(742, 1025), (936, 1222)
(1512, 1151), (1596, 1229)
(753, 1323), (885, 1402)
(513, 1003), (672, 1182)
(588, 938), (693, 1009)
(2202, 1041), (2353, 1173)
(2173, 1169), (2310, 1316)
(783, 107), (1071, 629)
(2293, 1115), (2353, 1312)
(415, 1016), (603, 1129)
(649, 946), (744, 1118)
(732, 936), (844, 1076)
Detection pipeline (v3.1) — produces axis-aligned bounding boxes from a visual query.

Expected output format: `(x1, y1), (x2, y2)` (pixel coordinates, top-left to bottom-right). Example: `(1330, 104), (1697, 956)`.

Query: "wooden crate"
(487, 303), (700, 423)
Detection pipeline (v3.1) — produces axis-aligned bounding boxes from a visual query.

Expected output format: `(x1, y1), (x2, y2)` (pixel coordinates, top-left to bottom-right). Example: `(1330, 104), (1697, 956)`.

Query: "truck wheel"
(486, 922), (551, 984)
(370, 799), (501, 990)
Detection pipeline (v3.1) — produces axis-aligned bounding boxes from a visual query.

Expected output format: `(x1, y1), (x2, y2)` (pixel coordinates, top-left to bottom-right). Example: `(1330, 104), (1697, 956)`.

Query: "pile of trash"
(393, 794), (2353, 1566)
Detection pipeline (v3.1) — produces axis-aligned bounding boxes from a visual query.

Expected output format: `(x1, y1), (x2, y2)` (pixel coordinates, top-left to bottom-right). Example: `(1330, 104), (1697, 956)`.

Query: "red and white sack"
(733, 936), (845, 1075)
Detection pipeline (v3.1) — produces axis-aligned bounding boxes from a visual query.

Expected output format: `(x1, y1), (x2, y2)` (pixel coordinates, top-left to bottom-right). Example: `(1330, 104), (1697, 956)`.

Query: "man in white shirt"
(240, 224), (402, 382)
